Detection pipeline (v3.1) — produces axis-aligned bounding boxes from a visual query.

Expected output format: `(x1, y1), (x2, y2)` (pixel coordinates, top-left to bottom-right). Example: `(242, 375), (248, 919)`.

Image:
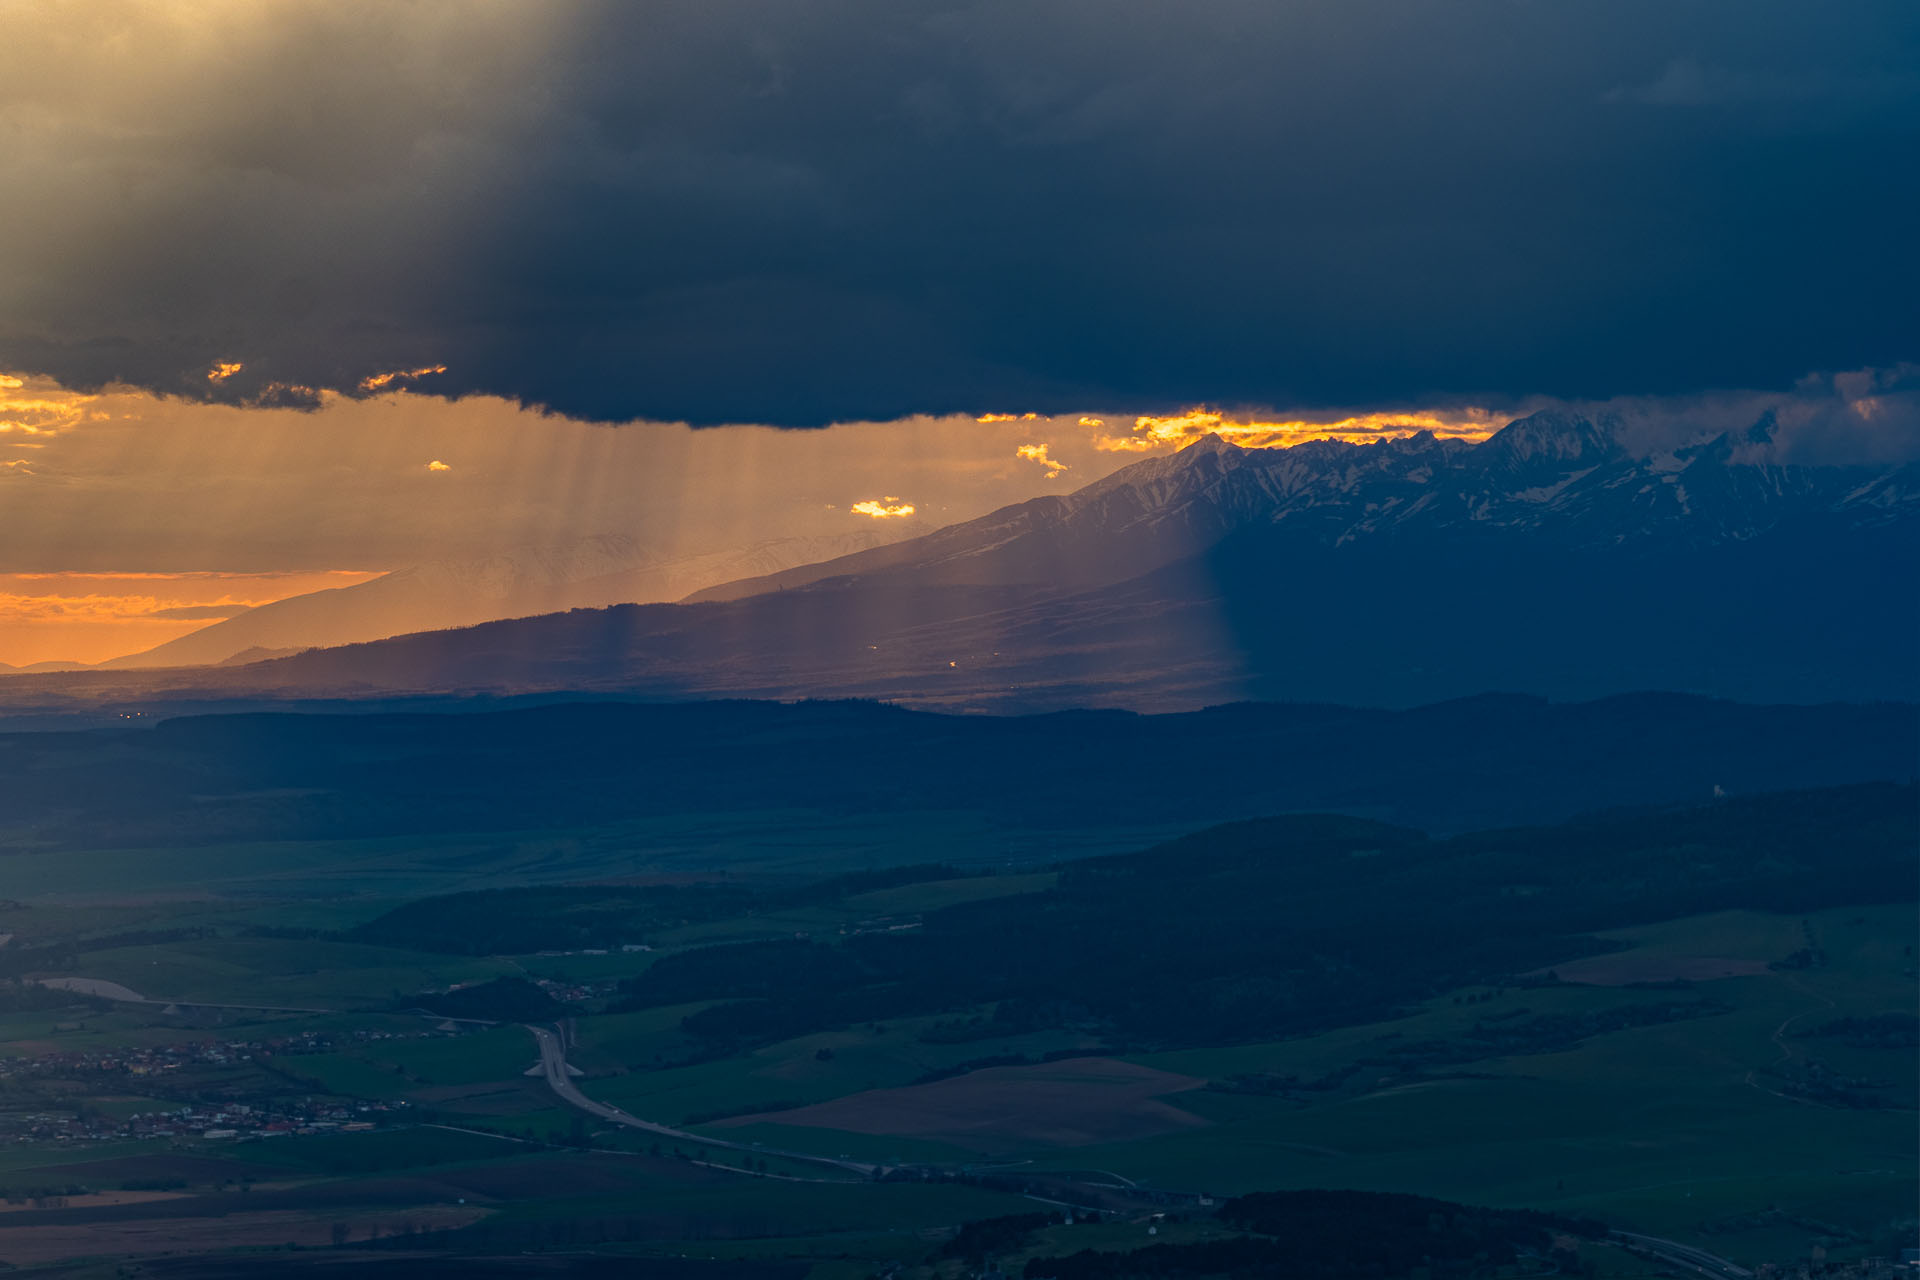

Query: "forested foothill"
(0, 720), (1908, 1278)
(603, 783), (1912, 1052)
(0, 694), (1908, 853)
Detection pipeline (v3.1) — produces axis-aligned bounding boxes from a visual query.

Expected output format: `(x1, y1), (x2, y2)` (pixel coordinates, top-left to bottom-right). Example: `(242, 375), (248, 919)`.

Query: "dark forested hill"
(0, 694), (1911, 855)
(608, 782), (1916, 1050)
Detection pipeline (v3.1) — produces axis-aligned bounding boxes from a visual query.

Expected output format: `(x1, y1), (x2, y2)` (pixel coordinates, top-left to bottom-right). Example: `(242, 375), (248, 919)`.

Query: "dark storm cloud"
(1, 0), (1915, 425)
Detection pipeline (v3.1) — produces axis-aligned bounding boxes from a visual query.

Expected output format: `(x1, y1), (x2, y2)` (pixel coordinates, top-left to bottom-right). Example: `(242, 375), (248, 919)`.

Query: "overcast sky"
(2, 0), (1914, 424)
(0, 1), (1914, 663)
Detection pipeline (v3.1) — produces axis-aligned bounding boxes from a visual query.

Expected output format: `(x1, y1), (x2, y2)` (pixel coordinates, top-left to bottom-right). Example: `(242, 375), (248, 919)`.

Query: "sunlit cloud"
(1016, 443), (1069, 478)
(362, 365), (450, 393)
(1091, 407), (1502, 452)
(0, 373), (96, 442)
(207, 361), (244, 384)
(851, 498), (916, 518)
(0, 374), (1129, 585)
(426, 459), (453, 472)
(975, 413), (1042, 422)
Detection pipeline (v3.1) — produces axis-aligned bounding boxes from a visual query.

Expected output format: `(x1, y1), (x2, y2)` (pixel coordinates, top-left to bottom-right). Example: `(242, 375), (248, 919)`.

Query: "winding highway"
(523, 1024), (876, 1177)
(1610, 1230), (1753, 1279)
(525, 1024), (1765, 1277)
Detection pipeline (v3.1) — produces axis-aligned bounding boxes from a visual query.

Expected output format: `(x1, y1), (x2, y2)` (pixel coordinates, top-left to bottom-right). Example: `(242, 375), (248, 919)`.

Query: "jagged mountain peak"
(1072, 429), (1252, 504)
(670, 405), (1914, 616)
(1676, 411), (1789, 470)
(1181, 430), (1240, 454)
(1478, 410), (1623, 467)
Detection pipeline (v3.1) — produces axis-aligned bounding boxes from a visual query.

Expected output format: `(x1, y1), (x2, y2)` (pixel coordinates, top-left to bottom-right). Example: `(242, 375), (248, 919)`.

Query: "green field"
(1007, 904), (1918, 1258)
(586, 1013), (1099, 1128)
(54, 935), (520, 1008)
(0, 825), (1910, 1275)
(284, 1025), (543, 1102)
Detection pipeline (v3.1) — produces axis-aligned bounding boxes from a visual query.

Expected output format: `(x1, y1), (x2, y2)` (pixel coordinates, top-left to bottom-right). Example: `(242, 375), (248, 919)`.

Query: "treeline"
(348, 863), (980, 956)
(1797, 1012), (1917, 1050)
(0, 979), (106, 1014)
(609, 783), (1913, 1053)
(1212, 999), (1730, 1098)
(0, 927), (216, 981)
(941, 1211), (1067, 1263)
(350, 884), (756, 955)
(1023, 1189), (1600, 1280)
(8, 695), (1909, 858)
(408, 977), (561, 1022)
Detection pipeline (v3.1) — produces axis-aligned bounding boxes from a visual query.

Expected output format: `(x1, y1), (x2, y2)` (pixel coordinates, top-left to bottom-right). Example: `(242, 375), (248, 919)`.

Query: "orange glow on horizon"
(0, 569), (384, 668)
(1093, 407), (1500, 452)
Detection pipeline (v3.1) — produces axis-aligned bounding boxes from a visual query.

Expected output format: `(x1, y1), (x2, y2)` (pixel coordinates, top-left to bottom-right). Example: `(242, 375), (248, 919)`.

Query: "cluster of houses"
(0, 1094), (407, 1145)
(1753, 1253), (1920, 1279)
(0, 1023), (475, 1146)
(0, 1030), (326, 1083)
(530, 975), (618, 1005)
(0, 1024), (435, 1083)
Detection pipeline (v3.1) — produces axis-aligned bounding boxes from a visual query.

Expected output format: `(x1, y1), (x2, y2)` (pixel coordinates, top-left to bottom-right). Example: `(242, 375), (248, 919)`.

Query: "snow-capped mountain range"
(6, 410), (1913, 713)
(692, 411), (1914, 605)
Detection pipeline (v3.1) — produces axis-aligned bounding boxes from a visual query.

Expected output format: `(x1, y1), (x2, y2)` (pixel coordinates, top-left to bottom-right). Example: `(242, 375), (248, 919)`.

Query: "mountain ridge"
(3, 411), (1912, 713)
(97, 529), (916, 669)
(685, 411), (1910, 607)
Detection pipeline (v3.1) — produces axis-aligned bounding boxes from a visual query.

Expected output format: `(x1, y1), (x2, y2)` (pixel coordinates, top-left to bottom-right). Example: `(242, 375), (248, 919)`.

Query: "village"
(0, 1026), (432, 1147)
